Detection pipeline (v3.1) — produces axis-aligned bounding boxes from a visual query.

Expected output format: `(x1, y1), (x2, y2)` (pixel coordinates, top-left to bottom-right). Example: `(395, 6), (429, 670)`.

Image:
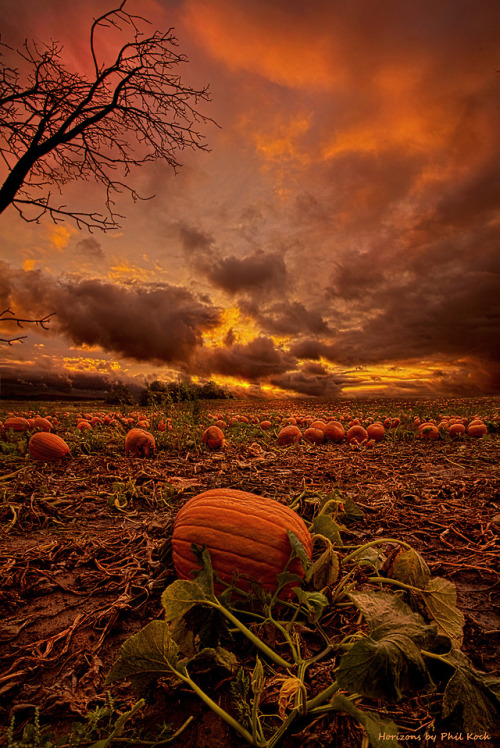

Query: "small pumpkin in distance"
(419, 423), (440, 440)
(202, 425), (225, 450)
(125, 428), (156, 457)
(29, 432), (70, 460)
(346, 425), (368, 444)
(171, 488), (312, 596)
(324, 421), (345, 442)
(467, 420), (487, 437)
(77, 419), (92, 431)
(303, 427), (324, 444)
(449, 423), (466, 437)
(277, 425), (302, 446)
(309, 420), (327, 432)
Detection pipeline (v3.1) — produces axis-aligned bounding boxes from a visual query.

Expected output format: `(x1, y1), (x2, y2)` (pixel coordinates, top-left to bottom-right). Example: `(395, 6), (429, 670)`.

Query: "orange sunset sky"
(1, 0), (500, 400)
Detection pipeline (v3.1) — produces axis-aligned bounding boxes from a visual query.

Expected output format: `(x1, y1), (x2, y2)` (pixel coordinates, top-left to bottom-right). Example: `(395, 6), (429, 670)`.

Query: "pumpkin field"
(0, 396), (499, 748)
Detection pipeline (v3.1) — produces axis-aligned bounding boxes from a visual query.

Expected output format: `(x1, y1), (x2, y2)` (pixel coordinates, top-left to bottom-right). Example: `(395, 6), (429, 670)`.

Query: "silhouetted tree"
(105, 382), (135, 405)
(0, 1), (213, 231)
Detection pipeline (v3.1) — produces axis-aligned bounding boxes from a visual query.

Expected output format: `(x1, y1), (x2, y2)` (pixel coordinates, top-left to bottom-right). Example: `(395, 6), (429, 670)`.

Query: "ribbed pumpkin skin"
(125, 428), (155, 456)
(202, 426), (225, 449)
(172, 488), (312, 595)
(34, 416), (52, 432)
(4, 416), (30, 432)
(29, 432), (70, 460)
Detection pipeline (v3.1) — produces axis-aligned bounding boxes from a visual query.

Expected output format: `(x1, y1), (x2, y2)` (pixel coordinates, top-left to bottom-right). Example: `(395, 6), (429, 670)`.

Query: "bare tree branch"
(0, 308), (55, 344)
(0, 1), (215, 231)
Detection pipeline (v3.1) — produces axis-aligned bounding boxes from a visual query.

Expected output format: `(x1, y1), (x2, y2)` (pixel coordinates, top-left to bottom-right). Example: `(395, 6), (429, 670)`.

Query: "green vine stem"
(305, 679), (340, 712)
(266, 679), (341, 748)
(264, 609), (301, 664)
(368, 576), (423, 593)
(171, 663), (260, 747)
(316, 498), (343, 519)
(310, 533), (334, 550)
(342, 538), (413, 563)
(329, 566), (359, 604)
(203, 598), (294, 669)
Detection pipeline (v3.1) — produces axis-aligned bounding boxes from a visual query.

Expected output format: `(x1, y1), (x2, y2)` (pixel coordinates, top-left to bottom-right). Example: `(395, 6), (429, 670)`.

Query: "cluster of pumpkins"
(202, 411), (490, 450)
(0, 407), (491, 462)
(1, 414), (70, 461)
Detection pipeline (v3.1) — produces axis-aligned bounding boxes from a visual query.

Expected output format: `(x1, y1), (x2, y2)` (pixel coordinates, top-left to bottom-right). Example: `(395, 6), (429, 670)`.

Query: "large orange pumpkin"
(172, 488), (312, 595)
(448, 423), (466, 437)
(419, 423), (440, 440)
(467, 421), (487, 438)
(29, 432), (70, 460)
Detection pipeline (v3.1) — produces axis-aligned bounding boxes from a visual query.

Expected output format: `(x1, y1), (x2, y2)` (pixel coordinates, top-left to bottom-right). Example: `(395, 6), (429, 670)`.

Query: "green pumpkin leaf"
(276, 571), (304, 592)
(331, 694), (403, 748)
(347, 545), (386, 571)
(421, 577), (465, 647)
(286, 530), (312, 570)
(105, 620), (179, 694)
(312, 513), (343, 546)
(342, 495), (365, 522)
(308, 546), (340, 589)
(442, 659), (500, 733)
(161, 580), (210, 622)
(185, 646), (238, 675)
(348, 590), (438, 648)
(189, 544), (217, 598)
(336, 633), (431, 701)
(387, 547), (431, 587)
(293, 588), (329, 623)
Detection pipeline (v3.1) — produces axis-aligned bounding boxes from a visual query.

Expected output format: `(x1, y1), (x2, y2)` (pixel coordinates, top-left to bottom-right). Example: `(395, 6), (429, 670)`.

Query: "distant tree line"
(105, 379), (232, 406)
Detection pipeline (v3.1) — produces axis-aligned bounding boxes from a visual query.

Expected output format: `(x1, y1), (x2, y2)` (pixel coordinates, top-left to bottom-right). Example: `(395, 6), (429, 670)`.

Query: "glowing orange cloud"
(46, 223), (74, 251)
(182, 0), (344, 90)
(202, 306), (258, 348)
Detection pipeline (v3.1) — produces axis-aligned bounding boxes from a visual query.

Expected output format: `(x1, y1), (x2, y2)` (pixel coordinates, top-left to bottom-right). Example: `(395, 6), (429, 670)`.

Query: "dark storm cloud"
(269, 370), (354, 399)
(178, 224), (288, 297)
(206, 250), (287, 295)
(325, 252), (386, 301)
(287, 338), (337, 361)
(242, 300), (330, 336)
(319, 263), (500, 368)
(0, 361), (144, 400)
(179, 224), (215, 255)
(4, 265), (221, 365)
(200, 336), (295, 380)
(76, 237), (105, 260)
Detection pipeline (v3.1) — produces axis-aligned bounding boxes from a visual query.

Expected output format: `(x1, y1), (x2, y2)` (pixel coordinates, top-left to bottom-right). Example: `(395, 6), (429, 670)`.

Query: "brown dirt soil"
(0, 399), (499, 748)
